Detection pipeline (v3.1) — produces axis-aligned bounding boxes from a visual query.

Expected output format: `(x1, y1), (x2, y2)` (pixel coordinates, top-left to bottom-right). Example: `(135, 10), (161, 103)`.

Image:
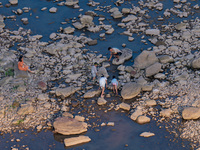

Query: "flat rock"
(112, 48), (132, 65)
(140, 132), (155, 137)
(53, 117), (87, 135)
(55, 86), (77, 98)
(145, 62), (162, 77)
(133, 50), (158, 69)
(121, 82), (141, 100)
(136, 115), (151, 124)
(97, 97), (107, 105)
(119, 102), (130, 111)
(145, 29), (160, 36)
(80, 15), (93, 26)
(65, 0), (79, 6)
(17, 104), (35, 115)
(145, 100), (157, 106)
(130, 108), (143, 121)
(49, 7), (57, 13)
(182, 107), (200, 120)
(83, 89), (101, 98)
(9, 0), (18, 5)
(158, 55), (174, 64)
(64, 136), (91, 147)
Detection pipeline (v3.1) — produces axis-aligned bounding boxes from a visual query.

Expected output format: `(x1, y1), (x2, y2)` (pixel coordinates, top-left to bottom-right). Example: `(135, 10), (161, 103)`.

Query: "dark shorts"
(115, 52), (122, 56)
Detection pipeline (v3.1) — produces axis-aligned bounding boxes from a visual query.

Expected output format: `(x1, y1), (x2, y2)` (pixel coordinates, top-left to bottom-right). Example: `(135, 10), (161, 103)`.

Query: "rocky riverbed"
(1, 0), (200, 149)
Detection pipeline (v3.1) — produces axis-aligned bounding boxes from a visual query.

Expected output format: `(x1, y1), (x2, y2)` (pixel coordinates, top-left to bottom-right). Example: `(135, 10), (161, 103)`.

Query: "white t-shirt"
(99, 77), (107, 88)
(91, 65), (97, 77)
(112, 48), (121, 53)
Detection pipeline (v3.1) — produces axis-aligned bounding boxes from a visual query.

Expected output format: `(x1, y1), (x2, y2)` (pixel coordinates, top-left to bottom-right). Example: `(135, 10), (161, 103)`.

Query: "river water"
(0, 0), (199, 149)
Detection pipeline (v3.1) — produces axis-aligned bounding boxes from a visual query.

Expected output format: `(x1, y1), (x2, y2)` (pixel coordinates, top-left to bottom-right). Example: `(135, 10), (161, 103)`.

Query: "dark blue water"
(0, 0), (199, 149)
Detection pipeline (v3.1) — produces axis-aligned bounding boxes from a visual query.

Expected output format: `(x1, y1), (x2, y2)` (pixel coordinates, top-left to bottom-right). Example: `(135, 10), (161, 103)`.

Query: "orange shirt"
(18, 61), (28, 71)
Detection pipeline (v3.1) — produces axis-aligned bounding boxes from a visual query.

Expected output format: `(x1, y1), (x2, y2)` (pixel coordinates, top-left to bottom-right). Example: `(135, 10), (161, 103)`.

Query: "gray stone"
(158, 55), (174, 64)
(83, 89), (101, 98)
(53, 117), (87, 135)
(133, 50), (158, 69)
(145, 29), (160, 36)
(175, 23), (187, 30)
(55, 86), (77, 98)
(121, 82), (141, 100)
(160, 108), (172, 117)
(80, 15), (93, 26)
(119, 102), (130, 111)
(17, 105), (35, 115)
(64, 136), (91, 147)
(145, 62), (162, 77)
(191, 57), (200, 69)
(49, 7), (57, 13)
(65, 0), (79, 6)
(9, 0), (18, 5)
(112, 10), (123, 19)
(64, 27), (75, 34)
(87, 40), (97, 46)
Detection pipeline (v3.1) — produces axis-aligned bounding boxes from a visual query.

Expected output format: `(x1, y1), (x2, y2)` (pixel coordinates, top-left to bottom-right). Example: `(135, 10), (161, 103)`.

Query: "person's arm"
(108, 53), (113, 61)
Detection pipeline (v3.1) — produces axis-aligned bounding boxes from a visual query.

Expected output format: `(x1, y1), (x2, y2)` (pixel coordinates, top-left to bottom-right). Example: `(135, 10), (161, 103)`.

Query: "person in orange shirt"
(18, 55), (34, 73)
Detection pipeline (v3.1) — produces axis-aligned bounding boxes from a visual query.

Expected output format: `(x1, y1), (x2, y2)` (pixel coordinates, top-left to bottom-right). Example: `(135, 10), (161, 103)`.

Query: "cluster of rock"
(1, 0), (200, 148)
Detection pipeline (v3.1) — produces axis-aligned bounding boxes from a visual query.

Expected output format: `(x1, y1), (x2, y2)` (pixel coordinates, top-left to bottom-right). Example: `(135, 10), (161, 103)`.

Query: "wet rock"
(136, 115), (151, 124)
(160, 108), (172, 118)
(140, 132), (155, 137)
(83, 89), (101, 98)
(119, 102), (130, 111)
(17, 104), (35, 115)
(121, 82), (141, 100)
(182, 107), (200, 120)
(55, 86), (77, 98)
(64, 135), (91, 147)
(112, 48), (133, 65)
(49, 7), (57, 13)
(97, 97), (107, 105)
(145, 62), (162, 77)
(53, 117), (87, 135)
(133, 50), (158, 69)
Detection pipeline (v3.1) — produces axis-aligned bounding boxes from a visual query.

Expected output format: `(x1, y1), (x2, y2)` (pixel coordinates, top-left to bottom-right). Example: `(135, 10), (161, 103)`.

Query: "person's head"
(108, 47), (112, 51)
(19, 55), (23, 62)
(101, 75), (104, 78)
(94, 62), (98, 66)
(113, 75), (116, 79)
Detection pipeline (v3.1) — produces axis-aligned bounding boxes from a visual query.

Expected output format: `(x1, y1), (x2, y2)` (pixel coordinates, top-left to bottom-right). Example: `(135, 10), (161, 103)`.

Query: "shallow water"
(0, 0), (199, 149)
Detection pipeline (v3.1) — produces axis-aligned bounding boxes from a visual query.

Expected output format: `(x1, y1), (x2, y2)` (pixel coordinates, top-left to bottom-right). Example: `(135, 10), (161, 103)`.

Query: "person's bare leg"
(101, 87), (105, 97)
(112, 85), (115, 93)
(115, 85), (118, 95)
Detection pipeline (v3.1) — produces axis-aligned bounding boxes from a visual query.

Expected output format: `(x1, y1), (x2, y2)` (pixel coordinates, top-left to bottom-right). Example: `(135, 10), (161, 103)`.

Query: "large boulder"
(112, 48), (133, 65)
(121, 82), (141, 100)
(55, 86), (77, 98)
(182, 107), (200, 120)
(83, 89), (101, 98)
(64, 136), (91, 147)
(145, 62), (162, 77)
(133, 50), (158, 69)
(191, 57), (200, 69)
(53, 117), (88, 135)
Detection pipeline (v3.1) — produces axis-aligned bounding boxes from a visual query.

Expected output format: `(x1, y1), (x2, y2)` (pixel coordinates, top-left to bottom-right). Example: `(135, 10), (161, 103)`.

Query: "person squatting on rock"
(111, 76), (118, 95)
(108, 47), (122, 62)
(99, 75), (107, 97)
(18, 55), (34, 73)
(91, 62), (98, 81)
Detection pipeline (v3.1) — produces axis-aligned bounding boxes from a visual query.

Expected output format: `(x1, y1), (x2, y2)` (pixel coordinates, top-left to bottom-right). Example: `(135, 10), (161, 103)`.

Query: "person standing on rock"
(111, 76), (118, 95)
(91, 62), (98, 81)
(99, 75), (107, 97)
(108, 47), (122, 62)
(18, 55), (34, 73)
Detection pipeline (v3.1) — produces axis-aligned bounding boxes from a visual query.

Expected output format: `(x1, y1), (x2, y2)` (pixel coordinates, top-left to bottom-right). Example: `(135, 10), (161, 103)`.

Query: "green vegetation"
(17, 119), (24, 125)
(5, 68), (14, 77)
